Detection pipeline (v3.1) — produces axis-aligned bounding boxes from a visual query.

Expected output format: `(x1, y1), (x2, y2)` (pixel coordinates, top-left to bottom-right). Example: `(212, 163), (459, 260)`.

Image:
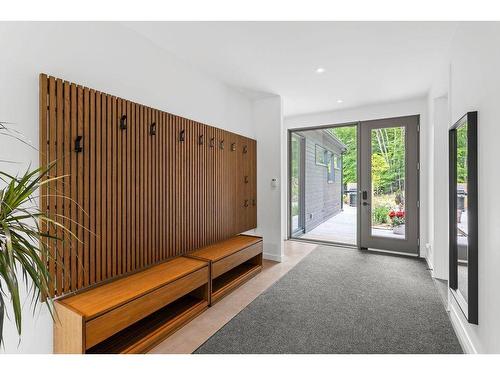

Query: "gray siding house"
(297, 129), (346, 233)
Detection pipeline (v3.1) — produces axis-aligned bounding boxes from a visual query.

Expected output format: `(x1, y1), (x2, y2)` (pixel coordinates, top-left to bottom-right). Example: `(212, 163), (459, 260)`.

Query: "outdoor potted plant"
(389, 210), (405, 235)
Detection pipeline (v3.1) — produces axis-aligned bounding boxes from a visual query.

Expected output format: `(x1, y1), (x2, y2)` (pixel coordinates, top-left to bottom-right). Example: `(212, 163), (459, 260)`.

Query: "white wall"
(0, 22), (256, 353)
(428, 22), (500, 354)
(427, 94), (449, 279)
(285, 97), (429, 257)
(426, 56), (452, 278)
(248, 96), (285, 261)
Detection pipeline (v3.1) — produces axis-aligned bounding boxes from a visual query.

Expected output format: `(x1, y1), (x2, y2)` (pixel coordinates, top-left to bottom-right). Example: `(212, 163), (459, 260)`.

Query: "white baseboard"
(424, 243), (434, 277)
(449, 301), (478, 354)
(425, 255), (434, 277)
(263, 252), (282, 262)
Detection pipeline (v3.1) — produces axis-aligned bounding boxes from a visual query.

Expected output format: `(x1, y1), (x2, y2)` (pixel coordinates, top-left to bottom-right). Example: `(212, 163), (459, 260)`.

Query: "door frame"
(287, 121), (359, 247)
(287, 115), (420, 257)
(289, 132), (306, 237)
(358, 115), (420, 256)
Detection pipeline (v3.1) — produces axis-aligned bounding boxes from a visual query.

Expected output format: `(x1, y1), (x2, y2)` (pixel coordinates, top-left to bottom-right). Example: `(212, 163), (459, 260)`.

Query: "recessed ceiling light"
(315, 67), (326, 74)
(337, 99), (344, 104)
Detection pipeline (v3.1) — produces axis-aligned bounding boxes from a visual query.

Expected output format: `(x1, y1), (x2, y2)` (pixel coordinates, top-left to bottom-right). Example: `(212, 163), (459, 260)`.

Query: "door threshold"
(288, 237), (357, 250)
(362, 247), (420, 258)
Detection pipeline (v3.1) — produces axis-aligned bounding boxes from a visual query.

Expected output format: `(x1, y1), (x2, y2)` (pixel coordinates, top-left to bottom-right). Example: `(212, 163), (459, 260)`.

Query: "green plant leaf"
(0, 122), (78, 346)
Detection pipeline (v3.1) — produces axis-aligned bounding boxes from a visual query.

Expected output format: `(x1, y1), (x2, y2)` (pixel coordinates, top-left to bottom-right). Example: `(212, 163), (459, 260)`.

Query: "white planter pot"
(393, 224), (405, 235)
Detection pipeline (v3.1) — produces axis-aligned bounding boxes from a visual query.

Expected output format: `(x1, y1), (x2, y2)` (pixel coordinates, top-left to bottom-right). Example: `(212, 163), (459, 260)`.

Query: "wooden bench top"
(59, 257), (208, 319)
(188, 235), (262, 262)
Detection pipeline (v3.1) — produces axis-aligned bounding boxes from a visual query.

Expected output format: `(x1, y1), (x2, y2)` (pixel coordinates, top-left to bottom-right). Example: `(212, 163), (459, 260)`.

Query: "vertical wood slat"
(168, 114), (174, 258)
(209, 126), (215, 244)
(159, 113), (164, 260)
(185, 118), (189, 253)
(111, 96), (117, 277)
(130, 103), (138, 270)
(251, 139), (257, 228)
(100, 94), (107, 280)
(41, 74), (257, 298)
(95, 91), (102, 283)
(146, 107), (151, 265)
(213, 127), (218, 242)
(187, 120), (192, 252)
(47, 76), (56, 297)
(176, 116), (181, 256)
(126, 101), (132, 271)
(39, 74), (48, 299)
(116, 98), (122, 277)
(69, 83), (78, 292)
(76, 86), (84, 289)
(153, 110), (158, 262)
(242, 137), (249, 231)
(138, 105), (143, 268)
(106, 95), (113, 278)
(121, 99), (126, 273)
(62, 81), (71, 292)
(121, 99), (127, 274)
(83, 87), (90, 287)
(55, 79), (64, 294)
(89, 90), (96, 285)
(152, 109), (157, 262)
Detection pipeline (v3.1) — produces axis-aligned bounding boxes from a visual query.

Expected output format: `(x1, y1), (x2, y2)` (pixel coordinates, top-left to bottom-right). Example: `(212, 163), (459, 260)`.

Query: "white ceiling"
(125, 22), (458, 116)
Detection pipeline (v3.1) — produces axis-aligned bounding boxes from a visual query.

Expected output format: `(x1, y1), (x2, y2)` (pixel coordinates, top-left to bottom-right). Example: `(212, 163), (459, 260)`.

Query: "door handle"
(362, 191), (368, 200)
(362, 202), (370, 206)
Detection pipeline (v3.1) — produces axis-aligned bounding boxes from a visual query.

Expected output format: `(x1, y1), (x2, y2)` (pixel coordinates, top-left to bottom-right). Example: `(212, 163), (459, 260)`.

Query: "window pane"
(315, 144), (327, 166)
(295, 125), (357, 245)
(370, 126), (406, 239)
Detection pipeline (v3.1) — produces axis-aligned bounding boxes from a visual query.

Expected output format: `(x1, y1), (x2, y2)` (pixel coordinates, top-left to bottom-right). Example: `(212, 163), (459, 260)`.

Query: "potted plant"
(389, 210), (405, 235)
(0, 121), (74, 346)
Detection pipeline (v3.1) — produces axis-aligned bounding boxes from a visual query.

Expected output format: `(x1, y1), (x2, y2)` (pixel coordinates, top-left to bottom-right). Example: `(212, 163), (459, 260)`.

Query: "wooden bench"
(187, 235), (263, 304)
(53, 257), (209, 354)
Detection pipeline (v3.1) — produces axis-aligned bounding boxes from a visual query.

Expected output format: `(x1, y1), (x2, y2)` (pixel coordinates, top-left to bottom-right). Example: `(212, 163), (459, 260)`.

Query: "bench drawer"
(212, 242), (262, 279)
(85, 266), (208, 349)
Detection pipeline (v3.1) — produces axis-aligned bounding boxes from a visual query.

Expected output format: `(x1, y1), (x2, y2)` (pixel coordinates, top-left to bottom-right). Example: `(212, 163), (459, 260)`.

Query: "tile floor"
(149, 240), (316, 354)
(300, 205), (405, 244)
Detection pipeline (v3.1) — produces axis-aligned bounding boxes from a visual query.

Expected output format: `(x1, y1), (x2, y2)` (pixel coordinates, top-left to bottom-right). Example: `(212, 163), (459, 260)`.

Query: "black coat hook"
(74, 136), (83, 153)
(210, 137), (215, 148)
(199, 134), (204, 145)
(220, 140), (225, 150)
(243, 145), (248, 154)
(179, 129), (185, 142)
(120, 115), (127, 130)
(252, 199), (256, 206)
(244, 176), (249, 184)
(231, 143), (236, 151)
(150, 122), (156, 136)
(244, 199), (249, 208)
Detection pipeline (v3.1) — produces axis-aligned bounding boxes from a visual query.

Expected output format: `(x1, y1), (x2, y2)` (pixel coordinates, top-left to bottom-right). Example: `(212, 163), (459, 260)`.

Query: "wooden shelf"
(212, 262), (262, 303)
(60, 257), (207, 320)
(87, 294), (207, 354)
(186, 235), (263, 304)
(188, 235), (262, 262)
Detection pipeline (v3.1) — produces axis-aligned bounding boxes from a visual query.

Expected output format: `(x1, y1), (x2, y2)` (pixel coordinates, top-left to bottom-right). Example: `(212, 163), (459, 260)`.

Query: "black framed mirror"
(449, 111), (478, 324)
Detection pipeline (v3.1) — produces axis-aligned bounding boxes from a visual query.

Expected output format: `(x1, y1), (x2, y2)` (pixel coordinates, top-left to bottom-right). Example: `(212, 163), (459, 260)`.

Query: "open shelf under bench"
(87, 294), (206, 354)
(53, 257), (209, 354)
(187, 235), (263, 304)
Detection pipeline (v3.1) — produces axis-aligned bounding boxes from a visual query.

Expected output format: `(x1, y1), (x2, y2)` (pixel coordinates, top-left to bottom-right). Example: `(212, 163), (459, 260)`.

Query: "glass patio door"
(359, 115), (419, 254)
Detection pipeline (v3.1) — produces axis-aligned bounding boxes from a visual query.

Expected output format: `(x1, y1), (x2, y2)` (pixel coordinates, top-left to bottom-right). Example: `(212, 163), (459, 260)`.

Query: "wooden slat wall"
(39, 74), (257, 298)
